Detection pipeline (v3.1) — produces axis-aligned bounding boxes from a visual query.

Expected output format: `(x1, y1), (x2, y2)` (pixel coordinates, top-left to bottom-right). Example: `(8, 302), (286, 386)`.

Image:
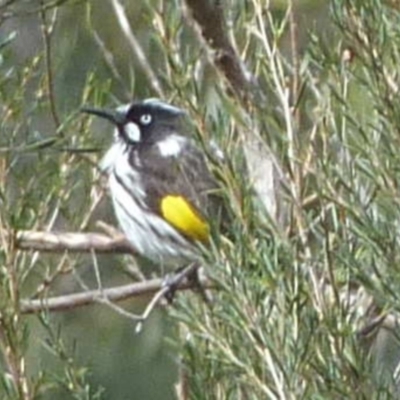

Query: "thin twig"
(88, 9), (131, 100)
(183, 0), (256, 103)
(110, 0), (164, 97)
(40, 1), (63, 136)
(289, 0), (300, 124)
(0, 321), (31, 400)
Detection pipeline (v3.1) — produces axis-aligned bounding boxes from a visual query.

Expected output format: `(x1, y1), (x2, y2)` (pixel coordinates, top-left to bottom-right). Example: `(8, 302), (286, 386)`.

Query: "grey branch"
(184, 0), (256, 100)
(15, 230), (136, 254)
(20, 273), (211, 314)
(183, 1), (288, 226)
(16, 231), (214, 315)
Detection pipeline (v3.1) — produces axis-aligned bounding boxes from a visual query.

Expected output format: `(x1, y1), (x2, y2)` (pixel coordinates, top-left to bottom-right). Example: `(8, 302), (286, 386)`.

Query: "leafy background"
(2, 0), (400, 399)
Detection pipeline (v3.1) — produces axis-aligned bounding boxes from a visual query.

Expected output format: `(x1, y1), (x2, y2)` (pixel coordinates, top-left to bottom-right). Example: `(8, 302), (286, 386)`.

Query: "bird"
(82, 98), (224, 271)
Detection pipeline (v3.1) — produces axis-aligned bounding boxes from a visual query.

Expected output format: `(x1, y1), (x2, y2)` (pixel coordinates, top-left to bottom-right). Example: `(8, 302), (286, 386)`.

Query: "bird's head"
(82, 98), (186, 146)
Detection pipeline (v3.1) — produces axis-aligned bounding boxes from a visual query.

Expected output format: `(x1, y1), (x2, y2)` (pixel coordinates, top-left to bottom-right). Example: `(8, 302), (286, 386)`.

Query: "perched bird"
(82, 99), (224, 270)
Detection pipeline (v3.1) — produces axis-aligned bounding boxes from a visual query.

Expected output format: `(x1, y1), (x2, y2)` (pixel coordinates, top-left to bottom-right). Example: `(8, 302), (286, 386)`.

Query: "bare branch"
(15, 230), (136, 254)
(183, 0), (256, 102)
(20, 268), (213, 314)
(21, 279), (161, 314)
(15, 231), (215, 317)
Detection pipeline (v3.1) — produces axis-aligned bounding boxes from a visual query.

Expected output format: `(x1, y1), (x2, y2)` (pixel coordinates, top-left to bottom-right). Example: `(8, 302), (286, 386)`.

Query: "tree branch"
(183, 0), (256, 101)
(15, 230), (214, 315)
(15, 230), (136, 254)
(20, 268), (213, 314)
(183, 0), (288, 227)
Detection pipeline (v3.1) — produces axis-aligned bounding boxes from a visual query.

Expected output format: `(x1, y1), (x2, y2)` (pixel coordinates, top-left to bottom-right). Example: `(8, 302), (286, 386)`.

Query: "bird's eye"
(140, 114), (152, 125)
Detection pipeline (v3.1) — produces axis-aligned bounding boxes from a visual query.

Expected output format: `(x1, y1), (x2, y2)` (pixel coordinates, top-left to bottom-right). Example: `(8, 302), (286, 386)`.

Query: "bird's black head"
(82, 98), (186, 146)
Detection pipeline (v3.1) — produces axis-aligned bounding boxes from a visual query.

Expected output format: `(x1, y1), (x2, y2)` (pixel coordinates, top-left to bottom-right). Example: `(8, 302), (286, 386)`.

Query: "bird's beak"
(81, 106), (125, 125)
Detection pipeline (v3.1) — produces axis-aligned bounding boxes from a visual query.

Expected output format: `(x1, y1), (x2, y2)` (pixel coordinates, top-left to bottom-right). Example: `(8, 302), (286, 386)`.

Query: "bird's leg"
(162, 262), (200, 303)
(186, 264), (213, 304)
(162, 262), (212, 304)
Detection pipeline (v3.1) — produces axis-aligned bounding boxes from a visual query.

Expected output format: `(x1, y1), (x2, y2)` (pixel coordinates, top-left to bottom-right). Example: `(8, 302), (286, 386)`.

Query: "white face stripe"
(157, 134), (185, 157)
(125, 122), (141, 143)
(116, 99), (185, 118)
(143, 98), (185, 115)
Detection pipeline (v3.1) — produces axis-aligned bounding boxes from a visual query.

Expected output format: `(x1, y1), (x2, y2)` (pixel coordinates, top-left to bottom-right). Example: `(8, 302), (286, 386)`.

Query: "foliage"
(1, 0), (400, 398)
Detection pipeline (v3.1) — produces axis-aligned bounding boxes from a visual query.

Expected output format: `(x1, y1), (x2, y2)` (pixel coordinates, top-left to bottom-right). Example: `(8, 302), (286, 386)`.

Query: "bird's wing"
(139, 141), (224, 243)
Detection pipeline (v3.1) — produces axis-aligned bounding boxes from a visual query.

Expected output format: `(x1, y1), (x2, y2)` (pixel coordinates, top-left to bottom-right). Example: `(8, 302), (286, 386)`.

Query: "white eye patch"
(143, 98), (185, 116)
(140, 114), (152, 125)
(124, 122), (141, 143)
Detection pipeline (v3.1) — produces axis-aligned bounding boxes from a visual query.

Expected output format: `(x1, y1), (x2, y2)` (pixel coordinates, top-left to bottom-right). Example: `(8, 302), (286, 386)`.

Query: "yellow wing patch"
(160, 195), (210, 242)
